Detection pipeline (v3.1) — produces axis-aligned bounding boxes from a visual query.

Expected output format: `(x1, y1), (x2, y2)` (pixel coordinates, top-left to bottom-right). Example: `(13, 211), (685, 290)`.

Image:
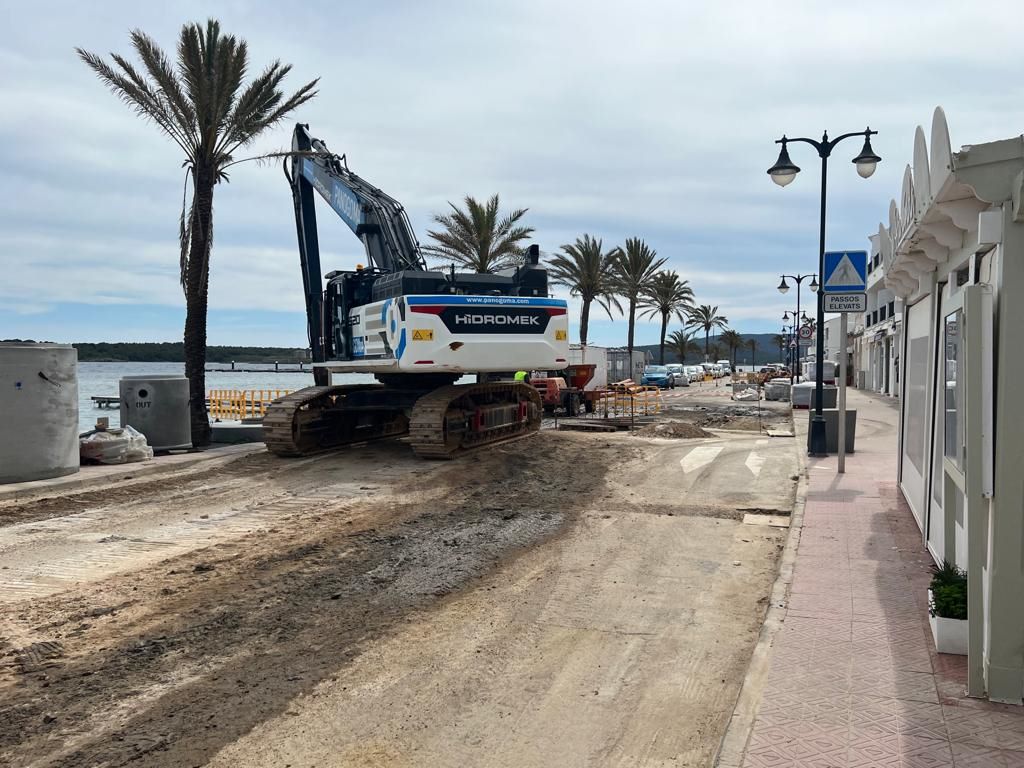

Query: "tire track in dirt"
(0, 433), (627, 768)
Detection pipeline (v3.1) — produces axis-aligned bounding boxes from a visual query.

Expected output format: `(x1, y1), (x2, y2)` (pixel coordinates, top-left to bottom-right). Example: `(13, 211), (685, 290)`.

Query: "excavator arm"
(285, 123), (427, 360)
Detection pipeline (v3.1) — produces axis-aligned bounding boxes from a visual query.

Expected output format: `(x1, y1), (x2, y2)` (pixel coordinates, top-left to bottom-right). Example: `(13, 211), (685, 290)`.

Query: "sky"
(3, 0), (1024, 349)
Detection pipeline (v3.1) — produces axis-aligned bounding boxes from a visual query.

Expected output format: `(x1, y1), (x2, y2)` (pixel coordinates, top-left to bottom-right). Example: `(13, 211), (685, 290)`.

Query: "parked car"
(666, 363), (689, 386)
(685, 365), (704, 383)
(641, 365), (676, 389)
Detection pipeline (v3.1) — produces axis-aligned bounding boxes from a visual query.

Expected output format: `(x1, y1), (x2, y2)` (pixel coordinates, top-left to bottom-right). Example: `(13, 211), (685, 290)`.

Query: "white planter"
(928, 589), (968, 655)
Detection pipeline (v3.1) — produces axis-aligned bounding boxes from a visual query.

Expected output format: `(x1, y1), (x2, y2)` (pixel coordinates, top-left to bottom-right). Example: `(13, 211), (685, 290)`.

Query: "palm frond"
(424, 194), (533, 272)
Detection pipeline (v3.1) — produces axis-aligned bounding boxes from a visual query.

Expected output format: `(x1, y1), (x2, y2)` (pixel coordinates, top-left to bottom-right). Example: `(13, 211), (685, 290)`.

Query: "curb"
(713, 417), (809, 767)
(0, 444), (264, 504)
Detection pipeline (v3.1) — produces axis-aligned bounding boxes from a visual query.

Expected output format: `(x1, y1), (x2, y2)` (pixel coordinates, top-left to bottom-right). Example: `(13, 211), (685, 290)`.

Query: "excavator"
(263, 124), (569, 458)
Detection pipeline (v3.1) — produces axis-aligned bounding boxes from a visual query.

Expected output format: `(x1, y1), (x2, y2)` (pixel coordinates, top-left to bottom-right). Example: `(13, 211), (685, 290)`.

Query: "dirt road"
(0, 424), (795, 767)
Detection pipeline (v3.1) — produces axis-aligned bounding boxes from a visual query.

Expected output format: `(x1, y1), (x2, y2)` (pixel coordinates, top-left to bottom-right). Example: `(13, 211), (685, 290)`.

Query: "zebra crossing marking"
(679, 446), (723, 474)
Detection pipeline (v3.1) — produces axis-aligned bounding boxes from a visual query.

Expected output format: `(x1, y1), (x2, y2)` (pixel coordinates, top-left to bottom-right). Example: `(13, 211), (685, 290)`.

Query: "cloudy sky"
(3, 0), (1023, 349)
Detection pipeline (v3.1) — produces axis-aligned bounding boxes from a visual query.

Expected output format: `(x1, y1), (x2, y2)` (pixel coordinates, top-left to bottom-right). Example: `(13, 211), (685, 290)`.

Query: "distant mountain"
(635, 333), (787, 365)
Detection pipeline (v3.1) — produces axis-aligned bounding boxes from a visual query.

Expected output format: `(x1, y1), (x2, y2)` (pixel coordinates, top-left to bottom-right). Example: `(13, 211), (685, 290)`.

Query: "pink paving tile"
(900, 733), (954, 767)
(950, 742), (1015, 767)
(735, 393), (1024, 768)
(992, 712), (1024, 752)
(943, 705), (999, 748)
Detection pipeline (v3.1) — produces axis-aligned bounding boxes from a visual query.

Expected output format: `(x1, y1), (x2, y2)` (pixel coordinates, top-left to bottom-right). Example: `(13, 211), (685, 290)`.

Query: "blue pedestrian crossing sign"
(823, 250), (867, 292)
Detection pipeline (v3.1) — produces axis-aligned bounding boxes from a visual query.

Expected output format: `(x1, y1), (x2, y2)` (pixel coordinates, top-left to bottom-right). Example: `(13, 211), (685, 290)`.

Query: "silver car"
(666, 363), (689, 386)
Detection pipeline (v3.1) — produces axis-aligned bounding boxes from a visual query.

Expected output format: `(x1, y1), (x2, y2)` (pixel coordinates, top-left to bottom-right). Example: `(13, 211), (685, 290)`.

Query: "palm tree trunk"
(626, 297), (636, 357)
(183, 169), (214, 448)
(704, 328), (710, 359)
(579, 298), (591, 346)
(659, 312), (668, 364)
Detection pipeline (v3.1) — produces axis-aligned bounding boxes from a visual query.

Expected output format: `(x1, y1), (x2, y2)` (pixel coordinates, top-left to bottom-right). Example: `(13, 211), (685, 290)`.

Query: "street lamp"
(778, 273), (816, 386)
(781, 322), (796, 378)
(768, 127), (881, 457)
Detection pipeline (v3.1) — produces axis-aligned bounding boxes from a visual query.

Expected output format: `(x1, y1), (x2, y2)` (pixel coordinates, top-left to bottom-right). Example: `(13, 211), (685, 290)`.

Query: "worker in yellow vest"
(514, 371), (529, 383)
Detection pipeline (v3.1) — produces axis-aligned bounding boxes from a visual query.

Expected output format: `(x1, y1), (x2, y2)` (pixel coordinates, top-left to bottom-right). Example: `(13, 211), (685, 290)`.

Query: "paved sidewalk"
(726, 389), (1024, 767)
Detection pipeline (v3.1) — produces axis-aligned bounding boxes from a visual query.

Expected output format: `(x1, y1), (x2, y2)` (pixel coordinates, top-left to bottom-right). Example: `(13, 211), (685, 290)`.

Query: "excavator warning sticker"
(555, 330), (567, 340)
(412, 329), (433, 341)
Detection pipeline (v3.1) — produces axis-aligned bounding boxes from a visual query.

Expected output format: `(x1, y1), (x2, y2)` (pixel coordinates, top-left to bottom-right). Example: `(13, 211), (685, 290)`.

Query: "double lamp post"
(767, 128), (881, 456)
(778, 273), (816, 384)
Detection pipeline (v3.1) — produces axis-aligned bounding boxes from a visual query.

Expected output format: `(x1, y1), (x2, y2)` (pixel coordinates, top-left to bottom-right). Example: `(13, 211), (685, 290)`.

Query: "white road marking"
(679, 445), (723, 474)
(744, 450), (766, 477)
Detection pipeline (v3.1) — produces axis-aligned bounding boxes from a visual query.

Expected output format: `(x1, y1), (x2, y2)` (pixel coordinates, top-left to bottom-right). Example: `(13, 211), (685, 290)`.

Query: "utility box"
(120, 374), (191, 451)
(807, 408), (856, 453)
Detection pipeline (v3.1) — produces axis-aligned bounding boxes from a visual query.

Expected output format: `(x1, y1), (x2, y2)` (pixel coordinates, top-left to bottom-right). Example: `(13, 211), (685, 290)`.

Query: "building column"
(985, 205), (1024, 703)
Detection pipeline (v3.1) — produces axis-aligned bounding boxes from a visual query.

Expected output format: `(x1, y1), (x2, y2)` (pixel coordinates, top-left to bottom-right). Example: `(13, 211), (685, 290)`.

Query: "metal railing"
(207, 389), (292, 421)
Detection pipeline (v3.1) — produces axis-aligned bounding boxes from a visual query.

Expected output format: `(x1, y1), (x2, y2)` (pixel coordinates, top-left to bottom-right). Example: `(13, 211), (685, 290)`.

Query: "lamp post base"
(808, 414), (829, 457)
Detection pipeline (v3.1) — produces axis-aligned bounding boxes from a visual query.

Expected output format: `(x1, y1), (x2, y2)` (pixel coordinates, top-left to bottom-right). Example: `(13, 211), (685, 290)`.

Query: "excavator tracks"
(408, 382), (542, 459)
(263, 385), (408, 457)
(263, 381), (542, 460)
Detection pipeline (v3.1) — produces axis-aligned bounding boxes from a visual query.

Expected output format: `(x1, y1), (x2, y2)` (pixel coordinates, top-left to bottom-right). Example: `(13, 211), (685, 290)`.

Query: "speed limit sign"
(798, 325), (813, 340)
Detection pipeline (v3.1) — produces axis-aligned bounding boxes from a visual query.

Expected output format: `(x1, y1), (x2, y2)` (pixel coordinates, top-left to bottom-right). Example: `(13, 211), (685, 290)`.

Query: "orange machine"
(530, 364), (597, 416)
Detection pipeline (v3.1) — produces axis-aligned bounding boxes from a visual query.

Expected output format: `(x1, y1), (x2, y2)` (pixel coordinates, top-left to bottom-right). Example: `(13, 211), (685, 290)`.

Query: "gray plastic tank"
(0, 343), (80, 483)
(120, 374), (191, 451)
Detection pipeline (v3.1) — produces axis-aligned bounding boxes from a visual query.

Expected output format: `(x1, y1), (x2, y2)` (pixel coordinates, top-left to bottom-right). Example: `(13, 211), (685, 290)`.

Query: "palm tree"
(609, 238), (667, 357)
(667, 328), (701, 364)
(771, 333), (786, 361)
(638, 271), (695, 364)
(720, 329), (743, 367)
(746, 338), (759, 368)
(687, 304), (729, 360)
(546, 235), (621, 347)
(422, 194), (534, 272)
(78, 20), (318, 446)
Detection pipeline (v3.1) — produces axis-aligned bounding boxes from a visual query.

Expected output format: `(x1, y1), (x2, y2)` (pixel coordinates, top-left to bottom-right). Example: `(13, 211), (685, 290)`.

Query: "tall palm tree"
(422, 194), (533, 272)
(720, 329), (743, 367)
(609, 238), (667, 357)
(771, 333), (786, 361)
(638, 271), (695, 364)
(687, 304), (729, 360)
(667, 328), (701, 364)
(746, 338), (759, 368)
(546, 235), (621, 347)
(78, 20), (318, 446)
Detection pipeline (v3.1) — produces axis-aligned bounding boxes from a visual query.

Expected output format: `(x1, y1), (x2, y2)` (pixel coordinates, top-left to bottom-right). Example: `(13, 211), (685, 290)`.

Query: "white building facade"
(877, 107), (1024, 703)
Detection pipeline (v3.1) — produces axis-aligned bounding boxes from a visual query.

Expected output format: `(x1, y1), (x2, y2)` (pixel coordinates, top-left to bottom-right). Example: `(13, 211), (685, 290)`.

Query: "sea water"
(76, 362), (374, 433)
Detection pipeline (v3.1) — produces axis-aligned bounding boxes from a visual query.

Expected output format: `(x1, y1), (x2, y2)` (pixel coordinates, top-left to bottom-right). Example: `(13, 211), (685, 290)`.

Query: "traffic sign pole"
(838, 312), (848, 473)
(821, 250), (866, 465)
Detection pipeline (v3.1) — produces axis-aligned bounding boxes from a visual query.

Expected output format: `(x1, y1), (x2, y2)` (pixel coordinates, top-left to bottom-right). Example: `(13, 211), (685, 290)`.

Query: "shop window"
(943, 310), (964, 469)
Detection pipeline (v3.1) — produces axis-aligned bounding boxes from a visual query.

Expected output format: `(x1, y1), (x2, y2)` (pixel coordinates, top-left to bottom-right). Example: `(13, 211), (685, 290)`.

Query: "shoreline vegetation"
(2, 341), (310, 364)
(4, 334), (784, 365)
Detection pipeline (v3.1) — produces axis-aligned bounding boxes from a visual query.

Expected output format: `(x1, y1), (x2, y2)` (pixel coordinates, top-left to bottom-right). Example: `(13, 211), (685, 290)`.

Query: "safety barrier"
(593, 381), (662, 417)
(207, 389), (292, 421)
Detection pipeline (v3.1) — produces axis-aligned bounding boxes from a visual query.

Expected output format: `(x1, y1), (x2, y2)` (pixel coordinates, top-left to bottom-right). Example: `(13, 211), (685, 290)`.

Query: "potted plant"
(928, 560), (968, 655)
